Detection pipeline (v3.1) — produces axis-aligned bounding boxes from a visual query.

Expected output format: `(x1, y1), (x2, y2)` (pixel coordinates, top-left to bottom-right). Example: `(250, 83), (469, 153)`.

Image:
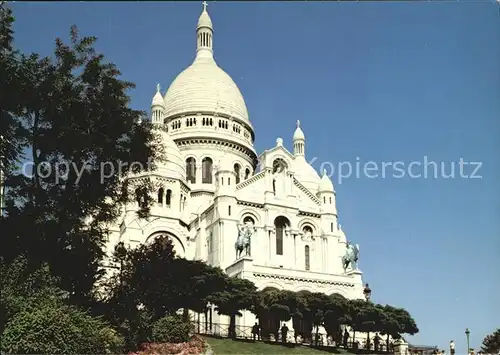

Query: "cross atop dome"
(156, 83), (161, 93)
(297, 120), (301, 128)
(196, 0), (214, 59)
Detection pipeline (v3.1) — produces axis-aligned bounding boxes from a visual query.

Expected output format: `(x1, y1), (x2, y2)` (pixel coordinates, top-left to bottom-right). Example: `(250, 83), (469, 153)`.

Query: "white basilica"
(104, 3), (367, 331)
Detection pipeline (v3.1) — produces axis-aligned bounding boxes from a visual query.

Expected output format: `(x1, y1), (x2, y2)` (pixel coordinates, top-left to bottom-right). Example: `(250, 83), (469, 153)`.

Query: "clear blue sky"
(10, 1), (500, 351)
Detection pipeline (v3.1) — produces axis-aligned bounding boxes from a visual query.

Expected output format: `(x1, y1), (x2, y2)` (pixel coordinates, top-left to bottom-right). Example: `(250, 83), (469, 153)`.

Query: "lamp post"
(363, 283), (372, 301)
(465, 328), (470, 354)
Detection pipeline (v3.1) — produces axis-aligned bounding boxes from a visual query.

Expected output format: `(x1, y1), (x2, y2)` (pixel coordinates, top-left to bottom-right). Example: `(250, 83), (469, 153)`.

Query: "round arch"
(274, 215), (291, 228)
(326, 288), (349, 298)
(258, 283), (283, 291)
(146, 231), (186, 258)
(297, 218), (319, 234)
(293, 285), (315, 293)
(238, 209), (261, 225)
(272, 156), (289, 173)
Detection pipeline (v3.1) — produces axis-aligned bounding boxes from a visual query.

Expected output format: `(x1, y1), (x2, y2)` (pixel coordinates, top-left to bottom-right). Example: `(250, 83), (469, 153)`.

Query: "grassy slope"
(203, 336), (354, 354)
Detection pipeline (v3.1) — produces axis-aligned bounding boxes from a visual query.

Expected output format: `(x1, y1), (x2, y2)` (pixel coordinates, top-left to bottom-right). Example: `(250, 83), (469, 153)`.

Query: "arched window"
(202, 157), (213, 184)
(135, 187), (148, 208)
(245, 168), (250, 180)
(166, 189), (172, 207)
(186, 157), (196, 184)
(305, 245), (310, 271)
(274, 216), (290, 256)
(234, 163), (241, 184)
(158, 187), (164, 205)
(303, 225), (313, 238)
(135, 188), (141, 206)
(273, 158), (288, 174)
(329, 197), (332, 204)
(243, 216), (255, 225)
(330, 222), (334, 232)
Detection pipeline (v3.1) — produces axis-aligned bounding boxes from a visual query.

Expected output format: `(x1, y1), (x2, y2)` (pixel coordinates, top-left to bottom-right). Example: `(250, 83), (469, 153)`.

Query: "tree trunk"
(366, 332), (370, 350)
(229, 314), (236, 339)
(386, 334), (390, 351)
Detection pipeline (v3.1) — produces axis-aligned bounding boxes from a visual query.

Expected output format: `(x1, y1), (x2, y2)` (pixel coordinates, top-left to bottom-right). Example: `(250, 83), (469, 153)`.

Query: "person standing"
(450, 340), (455, 355)
(251, 322), (260, 341)
(281, 323), (289, 343)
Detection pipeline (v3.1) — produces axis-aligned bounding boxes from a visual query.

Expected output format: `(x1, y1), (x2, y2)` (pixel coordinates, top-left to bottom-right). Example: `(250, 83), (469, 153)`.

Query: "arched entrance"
(146, 231), (186, 258)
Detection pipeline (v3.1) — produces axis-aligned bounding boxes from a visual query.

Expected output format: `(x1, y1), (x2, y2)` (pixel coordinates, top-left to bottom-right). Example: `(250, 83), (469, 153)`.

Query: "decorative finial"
(156, 83), (161, 93)
(297, 120), (301, 128)
(276, 137), (283, 146)
(322, 169), (327, 176)
(202, 0), (208, 12)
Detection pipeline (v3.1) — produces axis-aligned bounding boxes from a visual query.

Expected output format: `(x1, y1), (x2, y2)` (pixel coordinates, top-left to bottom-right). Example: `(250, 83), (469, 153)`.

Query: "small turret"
(317, 169), (337, 215)
(215, 156), (236, 198)
(151, 83), (165, 124)
(293, 120), (305, 157)
(214, 156), (237, 220)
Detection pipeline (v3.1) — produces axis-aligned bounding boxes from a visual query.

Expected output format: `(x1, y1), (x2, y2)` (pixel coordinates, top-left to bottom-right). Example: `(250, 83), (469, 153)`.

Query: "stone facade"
(103, 3), (367, 332)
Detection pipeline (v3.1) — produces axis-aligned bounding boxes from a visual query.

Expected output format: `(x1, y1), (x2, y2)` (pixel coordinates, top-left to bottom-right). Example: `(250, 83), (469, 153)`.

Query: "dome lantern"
(196, 1), (214, 60)
(293, 120), (305, 157)
(151, 83), (165, 124)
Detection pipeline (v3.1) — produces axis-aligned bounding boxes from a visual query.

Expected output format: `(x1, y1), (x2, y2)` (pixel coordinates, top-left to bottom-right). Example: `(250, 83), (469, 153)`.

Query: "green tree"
(172, 258), (227, 319)
(302, 292), (331, 345)
(1, 5), (160, 306)
(0, 255), (66, 333)
(212, 277), (257, 339)
(344, 298), (367, 347)
(480, 328), (500, 354)
(356, 302), (383, 350)
(109, 236), (229, 323)
(377, 304), (400, 350)
(0, 3), (26, 182)
(323, 293), (349, 344)
(109, 236), (178, 320)
(255, 287), (286, 339)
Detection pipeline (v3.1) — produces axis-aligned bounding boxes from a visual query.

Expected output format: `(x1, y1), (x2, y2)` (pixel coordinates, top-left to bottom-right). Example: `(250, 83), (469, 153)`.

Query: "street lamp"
(363, 283), (372, 301)
(465, 328), (470, 354)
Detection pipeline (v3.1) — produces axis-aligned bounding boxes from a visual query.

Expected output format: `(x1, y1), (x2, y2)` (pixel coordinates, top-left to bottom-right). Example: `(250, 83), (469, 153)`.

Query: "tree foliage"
(1, 2), (160, 306)
(481, 328), (500, 354)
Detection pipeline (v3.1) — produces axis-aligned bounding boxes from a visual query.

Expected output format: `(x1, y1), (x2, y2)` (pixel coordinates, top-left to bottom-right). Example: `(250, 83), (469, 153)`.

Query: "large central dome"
(162, 5), (251, 127)
(163, 56), (250, 125)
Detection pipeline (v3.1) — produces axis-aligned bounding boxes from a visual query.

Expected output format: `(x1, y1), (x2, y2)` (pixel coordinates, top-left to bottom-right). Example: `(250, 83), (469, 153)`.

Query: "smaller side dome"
(293, 120), (305, 140)
(155, 127), (185, 179)
(319, 169), (334, 192)
(152, 83), (165, 107)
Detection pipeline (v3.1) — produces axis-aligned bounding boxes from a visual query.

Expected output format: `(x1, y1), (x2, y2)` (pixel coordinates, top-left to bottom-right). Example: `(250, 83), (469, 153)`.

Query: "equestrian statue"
(235, 222), (253, 259)
(342, 241), (360, 273)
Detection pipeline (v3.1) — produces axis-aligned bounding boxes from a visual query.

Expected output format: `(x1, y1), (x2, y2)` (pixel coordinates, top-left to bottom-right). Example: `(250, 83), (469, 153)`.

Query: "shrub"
(151, 314), (194, 343)
(131, 335), (207, 355)
(1, 303), (124, 354)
